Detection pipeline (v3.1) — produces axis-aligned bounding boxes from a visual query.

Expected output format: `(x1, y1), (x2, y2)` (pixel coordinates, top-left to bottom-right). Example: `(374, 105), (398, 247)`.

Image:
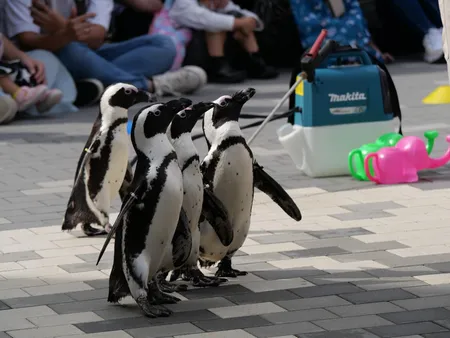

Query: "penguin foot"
(215, 257), (247, 278)
(158, 278), (188, 293)
(183, 267), (227, 287)
(169, 269), (181, 282)
(136, 295), (172, 318)
(81, 223), (107, 237)
(148, 289), (181, 305)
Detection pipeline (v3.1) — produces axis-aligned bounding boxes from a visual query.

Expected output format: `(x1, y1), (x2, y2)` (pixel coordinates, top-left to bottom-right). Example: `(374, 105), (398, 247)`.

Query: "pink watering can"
(364, 135), (450, 184)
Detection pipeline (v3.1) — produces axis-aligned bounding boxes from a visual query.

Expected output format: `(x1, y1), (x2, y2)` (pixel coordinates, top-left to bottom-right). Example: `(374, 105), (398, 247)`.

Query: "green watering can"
(348, 131), (439, 181)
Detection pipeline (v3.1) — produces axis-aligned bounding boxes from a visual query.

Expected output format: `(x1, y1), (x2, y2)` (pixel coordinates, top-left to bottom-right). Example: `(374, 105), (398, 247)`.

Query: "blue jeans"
(391, 0), (442, 36)
(25, 50), (78, 116)
(55, 34), (177, 90)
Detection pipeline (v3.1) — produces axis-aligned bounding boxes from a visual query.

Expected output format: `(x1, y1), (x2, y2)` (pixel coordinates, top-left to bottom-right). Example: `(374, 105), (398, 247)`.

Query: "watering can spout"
(277, 123), (305, 171)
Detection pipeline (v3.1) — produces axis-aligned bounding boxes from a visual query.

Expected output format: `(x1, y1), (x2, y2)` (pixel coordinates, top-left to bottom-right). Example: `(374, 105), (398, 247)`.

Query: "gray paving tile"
(262, 308), (337, 324)
(281, 247), (349, 258)
(165, 297), (234, 312)
(354, 278), (427, 291)
(0, 251), (42, 263)
(49, 299), (113, 314)
(276, 295), (351, 311)
(423, 333), (450, 338)
(59, 262), (111, 273)
(330, 211), (394, 221)
(340, 289), (417, 304)
(94, 307), (144, 320)
(303, 271), (375, 286)
(290, 283), (364, 298)
(66, 289), (109, 301)
(225, 290), (299, 305)
(193, 315), (272, 332)
(393, 295), (450, 310)
(84, 280), (109, 289)
(298, 238), (407, 253)
(0, 300), (10, 310)
(180, 285), (251, 300)
(305, 228), (373, 239)
(426, 262), (450, 273)
(0, 332), (12, 338)
(251, 268), (325, 280)
(379, 308), (450, 324)
(405, 284), (450, 297)
(432, 319), (450, 330)
(367, 322), (448, 337)
(3, 294), (74, 308)
(126, 323), (203, 338)
(330, 251), (404, 264)
(367, 266), (439, 278)
(343, 202), (405, 212)
(77, 253), (113, 263)
(251, 233), (316, 244)
(313, 315), (393, 331)
(328, 302), (404, 317)
(298, 328), (380, 338)
(245, 321), (324, 338)
(75, 316), (153, 333)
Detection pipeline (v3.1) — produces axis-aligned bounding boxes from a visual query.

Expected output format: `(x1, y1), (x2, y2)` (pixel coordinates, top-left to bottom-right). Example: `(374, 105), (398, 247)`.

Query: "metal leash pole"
(247, 73), (306, 146)
(247, 29), (328, 146)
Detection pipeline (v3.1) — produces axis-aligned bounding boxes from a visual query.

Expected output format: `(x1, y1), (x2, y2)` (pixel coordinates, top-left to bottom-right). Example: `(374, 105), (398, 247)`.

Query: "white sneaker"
(423, 28), (444, 63)
(0, 94), (18, 124)
(152, 66), (208, 96)
(36, 88), (63, 114)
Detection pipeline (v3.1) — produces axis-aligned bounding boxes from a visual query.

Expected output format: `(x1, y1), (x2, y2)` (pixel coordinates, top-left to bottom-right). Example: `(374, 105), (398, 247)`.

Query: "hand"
(382, 52), (395, 64)
(212, 0), (229, 9)
(30, 0), (67, 33)
(235, 16), (257, 35)
(19, 54), (46, 84)
(63, 12), (97, 42)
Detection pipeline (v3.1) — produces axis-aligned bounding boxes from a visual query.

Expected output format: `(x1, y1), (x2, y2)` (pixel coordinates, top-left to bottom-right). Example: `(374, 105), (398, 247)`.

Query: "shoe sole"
(75, 79), (104, 107)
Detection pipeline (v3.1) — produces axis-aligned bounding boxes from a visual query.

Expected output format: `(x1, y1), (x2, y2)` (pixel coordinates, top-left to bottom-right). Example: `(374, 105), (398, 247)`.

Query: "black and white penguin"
(164, 102), (233, 289)
(97, 99), (193, 317)
(199, 88), (302, 277)
(62, 83), (152, 236)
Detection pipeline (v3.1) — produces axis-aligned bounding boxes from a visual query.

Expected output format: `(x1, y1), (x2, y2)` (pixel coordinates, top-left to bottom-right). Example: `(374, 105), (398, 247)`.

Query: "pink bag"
(149, 0), (192, 70)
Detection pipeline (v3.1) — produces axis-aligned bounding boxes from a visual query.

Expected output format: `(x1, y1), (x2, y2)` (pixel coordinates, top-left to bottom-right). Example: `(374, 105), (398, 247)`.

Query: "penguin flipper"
(253, 161), (302, 222)
(171, 208), (193, 269)
(202, 186), (234, 246)
(119, 163), (134, 203)
(108, 218), (130, 303)
(96, 182), (144, 265)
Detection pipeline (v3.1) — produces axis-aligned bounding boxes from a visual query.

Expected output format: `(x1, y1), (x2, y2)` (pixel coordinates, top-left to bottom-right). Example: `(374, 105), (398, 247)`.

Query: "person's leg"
(232, 31), (278, 79)
(391, 0), (444, 62)
(420, 0), (443, 27)
(0, 89), (18, 124)
(98, 34), (208, 96)
(0, 76), (48, 112)
(204, 31), (246, 84)
(26, 49), (78, 115)
(97, 34), (176, 77)
(56, 42), (150, 90)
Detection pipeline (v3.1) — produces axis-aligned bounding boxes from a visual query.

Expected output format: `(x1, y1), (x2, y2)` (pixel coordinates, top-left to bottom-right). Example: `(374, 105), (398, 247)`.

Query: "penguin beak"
(193, 102), (215, 120)
(232, 87), (256, 104)
(133, 90), (155, 105)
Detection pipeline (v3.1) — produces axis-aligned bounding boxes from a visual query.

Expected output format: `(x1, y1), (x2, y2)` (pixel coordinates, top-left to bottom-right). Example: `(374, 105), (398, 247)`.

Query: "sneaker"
(152, 66), (208, 96)
(36, 88), (63, 114)
(74, 79), (104, 107)
(14, 85), (48, 112)
(0, 94), (18, 124)
(423, 28), (445, 63)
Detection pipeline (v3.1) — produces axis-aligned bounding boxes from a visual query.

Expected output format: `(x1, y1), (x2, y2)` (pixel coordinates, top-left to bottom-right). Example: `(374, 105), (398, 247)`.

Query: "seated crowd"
(0, 0), (445, 125)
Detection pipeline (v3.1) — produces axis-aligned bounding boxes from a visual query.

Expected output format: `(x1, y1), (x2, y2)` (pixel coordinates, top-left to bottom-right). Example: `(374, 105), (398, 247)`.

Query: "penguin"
(163, 102), (233, 290)
(62, 83), (152, 236)
(97, 98), (192, 317)
(199, 88), (302, 278)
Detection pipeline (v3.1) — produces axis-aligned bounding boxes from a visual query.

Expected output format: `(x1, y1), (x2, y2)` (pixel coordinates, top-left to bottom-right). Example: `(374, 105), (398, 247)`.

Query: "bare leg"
(205, 31), (227, 57)
(233, 31), (258, 53)
(0, 76), (20, 96)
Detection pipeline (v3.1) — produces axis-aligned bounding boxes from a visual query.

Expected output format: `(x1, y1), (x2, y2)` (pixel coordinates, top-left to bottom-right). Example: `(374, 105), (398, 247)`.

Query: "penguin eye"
(153, 110), (161, 116)
(219, 99), (229, 107)
(179, 111), (187, 118)
(124, 88), (133, 95)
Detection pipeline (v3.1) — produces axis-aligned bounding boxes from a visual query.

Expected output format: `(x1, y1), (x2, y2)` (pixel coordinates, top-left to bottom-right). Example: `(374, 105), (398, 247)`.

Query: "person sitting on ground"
(0, 32), (66, 120)
(169, 0), (279, 83)
(6, 0), (207, 106)
(0, 33), (63, 113)
(389, 0), (444, 63)
(290, 0), (394, 64)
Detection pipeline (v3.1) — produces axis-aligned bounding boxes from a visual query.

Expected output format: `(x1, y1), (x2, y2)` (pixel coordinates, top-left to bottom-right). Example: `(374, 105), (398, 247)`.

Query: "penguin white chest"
(200, 144), (253, 261)
(182, 163), (203, 231)
(106, 129), (129, 200)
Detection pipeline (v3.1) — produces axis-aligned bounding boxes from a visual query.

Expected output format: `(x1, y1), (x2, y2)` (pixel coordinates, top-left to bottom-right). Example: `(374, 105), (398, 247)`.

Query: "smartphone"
(326, 0), (346, 18)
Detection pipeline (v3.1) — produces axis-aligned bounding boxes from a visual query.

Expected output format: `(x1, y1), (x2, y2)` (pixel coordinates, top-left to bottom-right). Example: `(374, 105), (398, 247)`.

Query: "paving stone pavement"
(1, 62), (450, 337)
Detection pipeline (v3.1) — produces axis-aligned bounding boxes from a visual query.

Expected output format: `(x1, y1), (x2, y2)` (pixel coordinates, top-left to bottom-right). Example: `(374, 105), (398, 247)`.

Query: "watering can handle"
(348, 149), (363, 180)
(364, 153), (379, 183)
(301, 29), (328, 82)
